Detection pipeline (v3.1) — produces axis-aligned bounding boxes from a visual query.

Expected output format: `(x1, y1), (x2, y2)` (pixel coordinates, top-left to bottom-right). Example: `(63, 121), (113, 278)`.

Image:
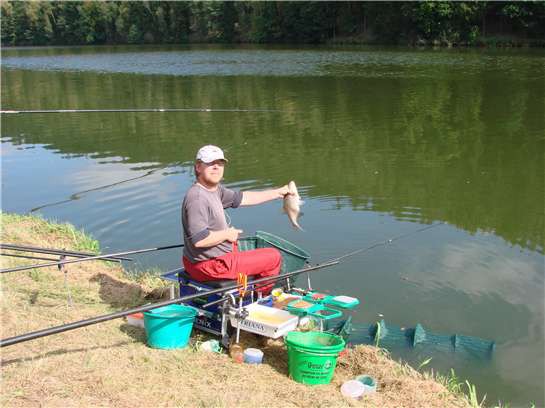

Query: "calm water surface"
(2, 45), (544, 406)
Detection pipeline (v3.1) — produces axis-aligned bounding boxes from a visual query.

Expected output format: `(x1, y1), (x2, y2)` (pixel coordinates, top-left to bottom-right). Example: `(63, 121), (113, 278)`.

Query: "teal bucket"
(143, 304), (197, 349)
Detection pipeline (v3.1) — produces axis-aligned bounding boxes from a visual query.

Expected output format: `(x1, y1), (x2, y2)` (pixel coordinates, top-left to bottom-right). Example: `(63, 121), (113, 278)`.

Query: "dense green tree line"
(2, 1), (544, 47)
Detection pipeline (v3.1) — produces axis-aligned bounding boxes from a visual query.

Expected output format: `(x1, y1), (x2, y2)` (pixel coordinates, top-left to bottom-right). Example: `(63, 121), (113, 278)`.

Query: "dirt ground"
(1, 212), (470, 407)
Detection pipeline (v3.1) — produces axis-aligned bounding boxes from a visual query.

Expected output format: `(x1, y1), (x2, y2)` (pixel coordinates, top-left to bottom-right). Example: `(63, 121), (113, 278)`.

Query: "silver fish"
(283, 181), (304, 230)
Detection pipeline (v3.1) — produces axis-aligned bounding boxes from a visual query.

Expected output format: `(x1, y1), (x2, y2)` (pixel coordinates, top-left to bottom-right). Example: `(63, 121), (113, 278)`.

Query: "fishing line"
(329, 222), (445, 263)
(29, 168), (163, 213)
(1, 108), (283, 115)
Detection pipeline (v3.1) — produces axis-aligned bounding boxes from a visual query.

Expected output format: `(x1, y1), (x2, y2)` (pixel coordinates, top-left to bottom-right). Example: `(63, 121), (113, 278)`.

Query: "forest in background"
(2, 1), (545, 47)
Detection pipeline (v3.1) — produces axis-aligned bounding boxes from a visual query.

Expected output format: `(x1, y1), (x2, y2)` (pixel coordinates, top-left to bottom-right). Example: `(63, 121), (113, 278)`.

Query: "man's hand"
(276, 185), (291, 198)
(225, 227), (243, 242)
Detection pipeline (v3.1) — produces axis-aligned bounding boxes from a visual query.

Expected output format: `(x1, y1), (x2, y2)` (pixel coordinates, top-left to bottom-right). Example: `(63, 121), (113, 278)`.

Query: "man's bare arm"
(240, 186), (289, 206)
(194, 227), (243, 248)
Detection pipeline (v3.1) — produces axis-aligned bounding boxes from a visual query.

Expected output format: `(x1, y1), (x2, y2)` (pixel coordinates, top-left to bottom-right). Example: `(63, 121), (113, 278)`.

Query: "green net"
(351, 320), (495, 359)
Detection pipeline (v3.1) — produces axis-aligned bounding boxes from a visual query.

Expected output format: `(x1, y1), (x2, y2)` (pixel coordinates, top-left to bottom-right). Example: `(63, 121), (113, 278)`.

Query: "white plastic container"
(229, 303), (298, 339)
(356, 375), (377, 394)
(341, 380), (366, 399)
(243, 348), (264, 364)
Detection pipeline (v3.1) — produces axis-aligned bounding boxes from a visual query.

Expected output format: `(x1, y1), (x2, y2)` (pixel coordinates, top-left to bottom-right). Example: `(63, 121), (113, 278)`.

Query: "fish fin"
(292, 220), (305, 232)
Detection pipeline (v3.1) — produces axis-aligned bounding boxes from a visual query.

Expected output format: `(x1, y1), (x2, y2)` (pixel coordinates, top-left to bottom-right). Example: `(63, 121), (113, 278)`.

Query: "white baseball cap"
(195, 145), (228, 163)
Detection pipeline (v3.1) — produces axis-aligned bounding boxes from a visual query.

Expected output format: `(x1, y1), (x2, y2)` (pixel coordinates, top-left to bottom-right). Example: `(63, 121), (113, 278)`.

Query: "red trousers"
(182, 243), (281, 294)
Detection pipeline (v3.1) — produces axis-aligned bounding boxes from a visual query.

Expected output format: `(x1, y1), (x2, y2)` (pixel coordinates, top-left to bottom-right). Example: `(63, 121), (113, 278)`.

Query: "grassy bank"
(1, 212), (476, 407)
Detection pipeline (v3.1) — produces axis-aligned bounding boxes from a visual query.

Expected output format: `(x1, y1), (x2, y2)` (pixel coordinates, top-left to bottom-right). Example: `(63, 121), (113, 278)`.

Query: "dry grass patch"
(1, 212), (470, 407)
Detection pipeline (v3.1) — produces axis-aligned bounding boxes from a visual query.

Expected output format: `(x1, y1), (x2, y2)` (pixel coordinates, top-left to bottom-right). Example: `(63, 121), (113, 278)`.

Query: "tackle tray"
(229, 303), (299, 339)
(286, 299), (323, 316)
(303, 291), (334, 304)
(307, 306), (343, 321)
(325, 295), (360, 310)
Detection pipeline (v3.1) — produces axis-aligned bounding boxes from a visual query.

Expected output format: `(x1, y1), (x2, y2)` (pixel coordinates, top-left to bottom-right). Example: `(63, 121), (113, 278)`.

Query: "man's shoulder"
(183, 183), (223, 204)
(183, 184), (201, 204)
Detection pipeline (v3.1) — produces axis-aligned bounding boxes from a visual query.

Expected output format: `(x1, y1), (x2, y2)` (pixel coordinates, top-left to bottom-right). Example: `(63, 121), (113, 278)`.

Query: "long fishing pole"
(1, 253), (59, 262)
(330, 222), (445, 263)
(0, 260), (339, 347)
(0, 243), (131, 262)
(1, 108), (282, 115)
(0, 221), (445, 347)
(0, 244), (184, 274)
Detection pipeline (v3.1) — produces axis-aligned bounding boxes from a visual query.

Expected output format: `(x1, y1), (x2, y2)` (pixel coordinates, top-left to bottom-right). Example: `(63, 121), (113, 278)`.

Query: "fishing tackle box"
(325, 295), (360, 310)
(229, 303), (299, 339)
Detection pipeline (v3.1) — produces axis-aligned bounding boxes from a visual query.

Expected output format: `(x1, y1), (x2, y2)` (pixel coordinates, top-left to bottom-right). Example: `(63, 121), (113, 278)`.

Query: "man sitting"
(181, 145), (290, 293)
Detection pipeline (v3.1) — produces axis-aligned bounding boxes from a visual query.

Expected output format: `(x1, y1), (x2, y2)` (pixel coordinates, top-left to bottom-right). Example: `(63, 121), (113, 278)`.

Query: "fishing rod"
(0, 243), (131, 262)
(1, 108), (282, 115)
(1, 253), (59, 262)
(0, 221), (445, 347)
(0, 260), (339, 347)
(229, 222), (445, 298)
(330, 222), (445, 263)
(0, 244), (184, 274)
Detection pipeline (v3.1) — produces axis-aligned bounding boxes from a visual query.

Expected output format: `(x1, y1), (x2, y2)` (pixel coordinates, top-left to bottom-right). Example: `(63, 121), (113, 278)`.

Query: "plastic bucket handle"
(286, 345), (342, 357)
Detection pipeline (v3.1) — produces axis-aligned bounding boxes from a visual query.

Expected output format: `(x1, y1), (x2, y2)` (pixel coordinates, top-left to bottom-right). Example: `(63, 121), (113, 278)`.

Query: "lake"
(1, 44), (543, 406)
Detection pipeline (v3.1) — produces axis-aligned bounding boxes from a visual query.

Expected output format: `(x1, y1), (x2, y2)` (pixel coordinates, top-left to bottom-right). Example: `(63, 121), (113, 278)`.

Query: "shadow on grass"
(1, 340), (135, 367)
(232, 331), (290, 376)
(262, 341), (290, 377)
(119, 323), (146, 343)
(90, 272), (169, 309)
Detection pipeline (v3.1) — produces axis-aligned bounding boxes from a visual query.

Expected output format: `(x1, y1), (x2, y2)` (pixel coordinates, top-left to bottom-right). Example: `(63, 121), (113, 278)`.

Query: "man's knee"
(270, 248), (282, 269)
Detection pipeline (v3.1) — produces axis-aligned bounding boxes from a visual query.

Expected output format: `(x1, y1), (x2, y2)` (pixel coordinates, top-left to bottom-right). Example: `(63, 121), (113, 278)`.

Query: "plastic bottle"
(229, 343), (244, 363)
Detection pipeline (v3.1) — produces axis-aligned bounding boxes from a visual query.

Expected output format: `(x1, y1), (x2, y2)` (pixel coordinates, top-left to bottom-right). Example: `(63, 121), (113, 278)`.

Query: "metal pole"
(0, 244), (184, 274)
(0, 243), (131, 261)
(0, 253), (59, 262)
(0, 261), (338, 347)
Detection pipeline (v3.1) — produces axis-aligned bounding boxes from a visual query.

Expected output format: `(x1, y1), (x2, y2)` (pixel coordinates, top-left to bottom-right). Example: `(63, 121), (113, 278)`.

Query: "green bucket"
(143, 304), (197, 349)
(285, 331), (345, 385)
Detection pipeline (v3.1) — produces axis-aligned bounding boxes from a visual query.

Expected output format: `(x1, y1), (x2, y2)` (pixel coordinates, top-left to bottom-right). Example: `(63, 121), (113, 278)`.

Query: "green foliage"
(466, 380), (487, 407)
(1, 1), (544, 46)
(417, 357), (433, 371)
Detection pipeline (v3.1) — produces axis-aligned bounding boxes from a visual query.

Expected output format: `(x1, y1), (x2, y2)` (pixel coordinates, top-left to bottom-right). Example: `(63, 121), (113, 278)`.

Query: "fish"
(283, 180), (304, 230)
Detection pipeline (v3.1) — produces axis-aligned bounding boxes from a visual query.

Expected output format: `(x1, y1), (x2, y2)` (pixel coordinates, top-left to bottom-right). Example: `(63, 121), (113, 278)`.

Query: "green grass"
(426, 367), (522, 408)
(1, 211), (100, 253)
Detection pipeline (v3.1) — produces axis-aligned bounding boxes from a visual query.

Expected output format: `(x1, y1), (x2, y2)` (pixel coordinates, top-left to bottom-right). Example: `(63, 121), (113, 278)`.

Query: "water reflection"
(1, 46), (544, 405)
(2, 57), (543, 253)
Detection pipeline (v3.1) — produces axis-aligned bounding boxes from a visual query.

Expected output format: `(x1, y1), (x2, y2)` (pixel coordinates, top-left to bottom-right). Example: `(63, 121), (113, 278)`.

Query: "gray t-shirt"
(181, 183), (243, 263)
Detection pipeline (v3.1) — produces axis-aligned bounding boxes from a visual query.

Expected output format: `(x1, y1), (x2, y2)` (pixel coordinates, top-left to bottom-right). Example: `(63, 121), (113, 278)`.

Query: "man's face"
(196, 160), (225, 186)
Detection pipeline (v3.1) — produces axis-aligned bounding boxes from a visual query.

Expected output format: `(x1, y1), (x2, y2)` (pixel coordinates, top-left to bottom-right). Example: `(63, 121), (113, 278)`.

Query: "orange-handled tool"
(236, 273), (248, 344)
(237, 273), (248, 298)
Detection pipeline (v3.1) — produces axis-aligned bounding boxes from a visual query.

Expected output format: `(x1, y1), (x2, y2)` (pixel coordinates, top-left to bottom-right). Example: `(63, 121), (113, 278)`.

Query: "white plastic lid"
(340, 380), (365, 399)
(333, 295), (357, 303)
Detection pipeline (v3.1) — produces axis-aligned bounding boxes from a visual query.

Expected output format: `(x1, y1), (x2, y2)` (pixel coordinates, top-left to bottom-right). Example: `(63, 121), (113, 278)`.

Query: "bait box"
(229, 303), (299, 339)
(325, 295), (360, 310)
(308, 306), (343, 321)
(303, 291), (334, 304)
(286, 299), (323, 316)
